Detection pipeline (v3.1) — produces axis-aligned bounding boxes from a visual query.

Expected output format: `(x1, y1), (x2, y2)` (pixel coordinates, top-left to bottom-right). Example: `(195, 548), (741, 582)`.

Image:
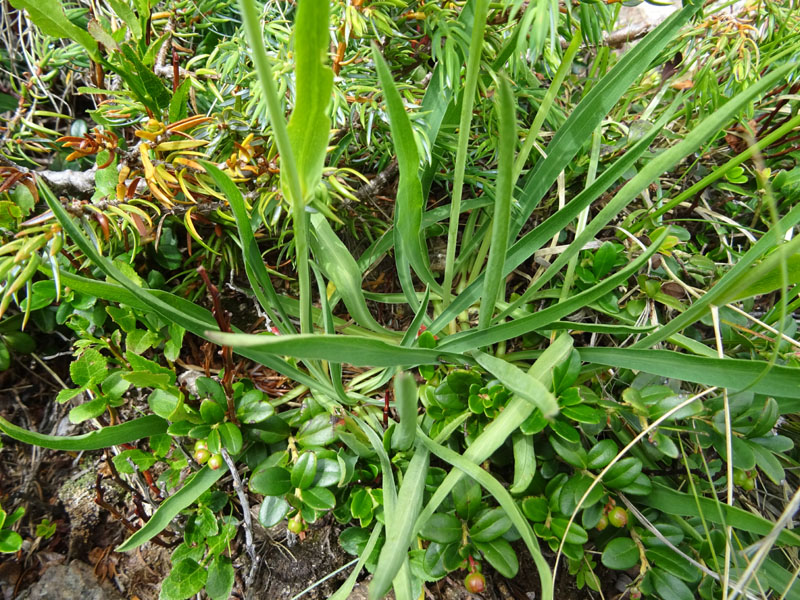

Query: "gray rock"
(17, 561), (123, 600)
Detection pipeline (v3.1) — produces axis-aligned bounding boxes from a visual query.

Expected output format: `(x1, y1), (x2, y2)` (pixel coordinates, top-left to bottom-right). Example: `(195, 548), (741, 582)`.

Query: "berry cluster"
(193, 440), (223, 470)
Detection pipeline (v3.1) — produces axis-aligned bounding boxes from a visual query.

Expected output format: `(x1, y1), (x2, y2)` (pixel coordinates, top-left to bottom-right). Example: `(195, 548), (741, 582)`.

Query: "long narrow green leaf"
(206, 332), (466, 368)
(442, 0), (491, 305)
(116, 465), (226, 551)
(509, 432), (535, 494)
(358, 289), (433, 396)
(413, 333), (573, 552)
(369, 445), (430, 600)
(501, 60), (796, 320)
(43, 180), (337, 396)
(353, 415), (405, 597)
(56, 263), (336, 397)
(417, 431), (553, 600)
(401, 288), (431, 347)
(546, 321), (656, 334)
(513, 31), (582, 181)
(721, 252), (800, 304)
(286, 0), (333, 200)
(427, 111), (668, 335)
(634, 198), (800, 348)
(372, 46), (441, 297)
(239, 0), (311, 332)
(203, 162), (294, 334)
(641, 484), (800, 546)
(44, 176), (334, 398)
(440, 231), (665, 352)
(41, 182), (220, 335)
(472, 351), (558, 417)
(311, 264), (350, 405)
(328, 524), (383, 600)
(478, 76), (515, 329)
(419, 8), (519, 197)
(638, 113), (800, 229)
(760, 560), (800, 599)
(511, 2), (700, 235)
(579, 348), (800, 405)
(309, 213), (389, 335)
(0, 415), (166, 451)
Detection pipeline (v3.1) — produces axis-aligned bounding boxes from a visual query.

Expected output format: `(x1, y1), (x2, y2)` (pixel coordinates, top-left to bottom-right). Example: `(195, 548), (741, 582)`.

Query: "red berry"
(194, 448), (210, 464)
(464, 571), (486, 594)
(608, 506), (628, 528)
(630, 589), (642, 600)
(207, 453), (223, 470)
(596, 514), (609, 531)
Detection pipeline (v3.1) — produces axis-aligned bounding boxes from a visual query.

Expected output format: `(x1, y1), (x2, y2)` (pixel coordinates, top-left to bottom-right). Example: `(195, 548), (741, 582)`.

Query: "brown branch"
(0, 155), (99, 196)
(94, 474), (172, 549)
(353, 158), (398, 203)
(197, 265), (238, 425)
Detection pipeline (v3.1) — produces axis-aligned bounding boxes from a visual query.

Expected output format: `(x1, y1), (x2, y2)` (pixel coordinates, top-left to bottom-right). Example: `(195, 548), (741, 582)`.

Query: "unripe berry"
(732, 468), (748, 487)
(464, 571), (486, 594)
(207, 453), (223, 470)
(194, 448), (210, 464)
(608, 506), (628, 528)
(194, 439), (208, 452)
(596, 514), (609, 531)
(741, 476), (755, 491)
(287, 514), (306, 534)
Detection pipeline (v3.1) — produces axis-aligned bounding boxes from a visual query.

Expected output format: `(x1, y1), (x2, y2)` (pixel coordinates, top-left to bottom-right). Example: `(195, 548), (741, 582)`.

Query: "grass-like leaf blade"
(634, 200), (800, 347)
(0, 415), (166, 450)
(642, 484), (800, 546)
(206, 332), (465, 368)
(369, 445), (430, 599)
(417, 430), (553, 600)
(309, 213), (392, 335)
(478, 75), (515, 329)
(286, 0), (334, 200)
(511, 2), (700, 234)
(203, 162), (294, 333)
(579, 348), (800, 404)
(373, 45), (441, 296)
(413, 333), (573, 554)
(505, 62), (798, 318)
(427, 112), (668, 335)
(116, 465), (226, 551)
(472, 350), (558, 417)
(440, 231), (666, 352)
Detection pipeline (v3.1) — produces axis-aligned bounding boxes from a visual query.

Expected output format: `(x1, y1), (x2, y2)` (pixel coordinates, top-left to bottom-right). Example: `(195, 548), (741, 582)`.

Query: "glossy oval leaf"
(249, 466), (292, 496)
(291, 452), (318, 489)
(470, 508), (513, 543)
(587, 439), (618, 469)
(601, 537), (640, 570)
(259, 496), (291, 528)
(419, 513), (462, 545)
(475, 538), (519, 579)
(301, 487), (336, 511)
